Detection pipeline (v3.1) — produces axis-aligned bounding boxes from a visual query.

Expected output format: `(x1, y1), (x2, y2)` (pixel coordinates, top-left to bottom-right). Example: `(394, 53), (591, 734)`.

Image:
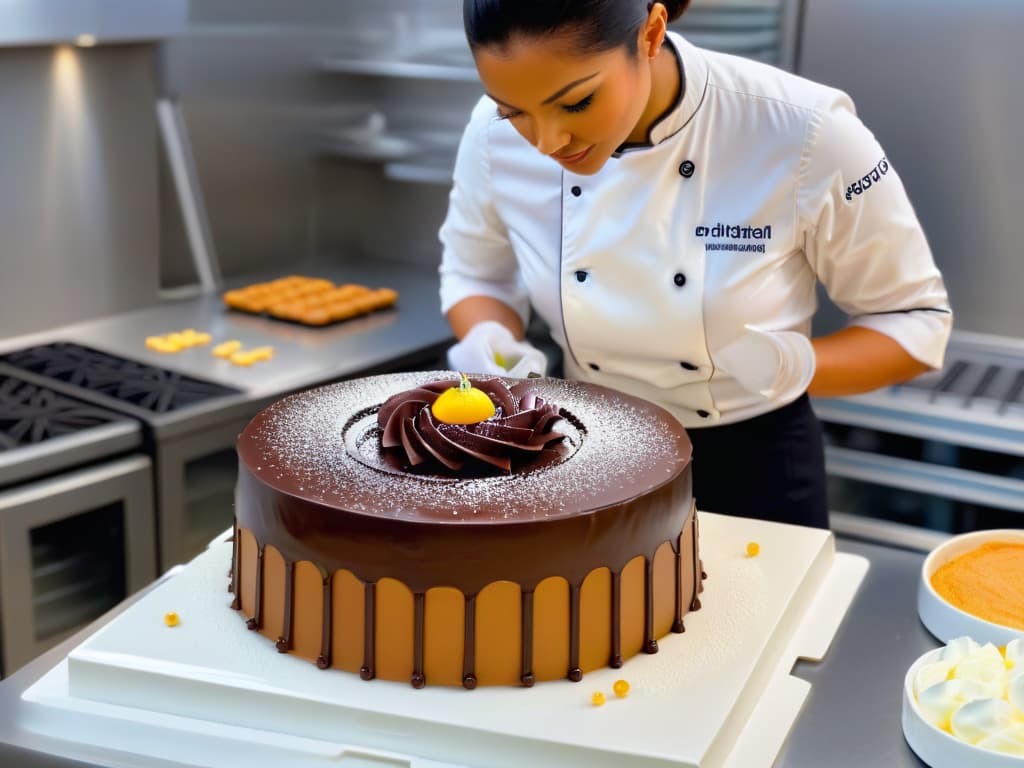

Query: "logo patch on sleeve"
(845, 156), (890, 201)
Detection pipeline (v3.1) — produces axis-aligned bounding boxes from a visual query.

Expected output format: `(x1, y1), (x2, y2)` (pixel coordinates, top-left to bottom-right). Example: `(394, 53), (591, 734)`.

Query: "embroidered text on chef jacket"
(439, 32), (952, 429)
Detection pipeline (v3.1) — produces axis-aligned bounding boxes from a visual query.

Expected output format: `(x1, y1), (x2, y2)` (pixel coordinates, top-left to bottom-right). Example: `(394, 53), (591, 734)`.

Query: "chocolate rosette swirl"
(377, 376), (565, 474)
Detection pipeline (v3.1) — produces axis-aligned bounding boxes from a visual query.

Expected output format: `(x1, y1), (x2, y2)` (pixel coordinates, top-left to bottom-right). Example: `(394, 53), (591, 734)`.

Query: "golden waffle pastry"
(223, 277), (398, 326)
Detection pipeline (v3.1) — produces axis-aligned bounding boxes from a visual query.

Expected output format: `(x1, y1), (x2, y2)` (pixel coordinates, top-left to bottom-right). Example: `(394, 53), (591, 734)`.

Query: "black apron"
(685, 394), (829, 529)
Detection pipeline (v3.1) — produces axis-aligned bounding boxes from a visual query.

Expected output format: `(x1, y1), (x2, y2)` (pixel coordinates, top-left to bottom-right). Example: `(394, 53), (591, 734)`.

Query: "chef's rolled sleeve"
(799, 94), (952, 370)
(439, 99), (531, 327)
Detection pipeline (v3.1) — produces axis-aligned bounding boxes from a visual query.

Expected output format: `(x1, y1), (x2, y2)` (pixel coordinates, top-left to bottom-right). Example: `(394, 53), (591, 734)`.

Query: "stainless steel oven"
(0, 374), (157, 677)
(0, 342), (250, 573)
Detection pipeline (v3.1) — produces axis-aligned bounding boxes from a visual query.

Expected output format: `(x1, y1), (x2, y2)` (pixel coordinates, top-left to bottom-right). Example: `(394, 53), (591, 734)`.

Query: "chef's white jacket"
(439, 32), (952, 428)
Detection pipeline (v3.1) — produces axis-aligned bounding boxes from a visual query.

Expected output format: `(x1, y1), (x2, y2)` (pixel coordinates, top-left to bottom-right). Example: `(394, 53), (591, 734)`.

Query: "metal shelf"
(319, 56), (478, 83)
(383, 160), (454, 186)
(318, 113), (460, 185)
(814, 331), (1024, 458)
(825, 445), (1024, 514)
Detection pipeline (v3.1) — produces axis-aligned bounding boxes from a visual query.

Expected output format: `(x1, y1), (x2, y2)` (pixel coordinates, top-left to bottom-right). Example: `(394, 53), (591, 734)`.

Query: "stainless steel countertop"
(0, 259), (455, 437)
(0, 536), (934, 768)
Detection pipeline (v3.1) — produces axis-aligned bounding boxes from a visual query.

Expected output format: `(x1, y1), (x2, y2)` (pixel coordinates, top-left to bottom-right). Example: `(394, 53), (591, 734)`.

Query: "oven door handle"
(825, 446), (1024, 514)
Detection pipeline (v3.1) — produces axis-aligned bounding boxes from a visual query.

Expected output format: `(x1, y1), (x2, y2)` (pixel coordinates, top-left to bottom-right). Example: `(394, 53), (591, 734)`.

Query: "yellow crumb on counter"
(146, 329), (213, 353)
(212, 340), (243, 358)
(145, 336), (180, 353)
(246, 346), (275, 362)
(746, 542), (760, 558)
(179, 329), (211, 346)
(228, 346), (275, 367)
(212, 340), (275, 367)
(591, 691), (606, 707)
(164, 611), (180, 627)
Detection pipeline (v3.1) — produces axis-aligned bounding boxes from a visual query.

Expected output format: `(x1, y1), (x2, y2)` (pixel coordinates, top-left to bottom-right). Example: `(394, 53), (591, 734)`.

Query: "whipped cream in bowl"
(903, 637), (1024, 767)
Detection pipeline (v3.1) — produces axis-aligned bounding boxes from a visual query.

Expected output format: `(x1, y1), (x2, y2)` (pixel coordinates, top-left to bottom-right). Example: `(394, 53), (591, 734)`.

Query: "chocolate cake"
(231, 372), (701, 688)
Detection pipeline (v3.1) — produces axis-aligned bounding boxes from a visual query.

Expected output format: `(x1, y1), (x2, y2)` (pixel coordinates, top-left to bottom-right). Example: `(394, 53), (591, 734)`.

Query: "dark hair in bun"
(465, 0), (691, 54)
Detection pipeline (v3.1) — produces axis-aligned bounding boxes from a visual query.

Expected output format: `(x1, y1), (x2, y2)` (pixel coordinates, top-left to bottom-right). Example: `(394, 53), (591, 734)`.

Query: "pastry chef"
(439, 0), (952, 528)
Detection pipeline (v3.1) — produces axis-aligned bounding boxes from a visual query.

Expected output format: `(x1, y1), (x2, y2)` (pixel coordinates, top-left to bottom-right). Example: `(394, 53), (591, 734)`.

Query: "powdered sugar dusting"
(242, 372), (689, 523)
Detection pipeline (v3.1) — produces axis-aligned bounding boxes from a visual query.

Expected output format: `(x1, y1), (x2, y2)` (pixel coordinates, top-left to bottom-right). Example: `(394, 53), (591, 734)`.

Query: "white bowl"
(918, 529), (1024, 647)
(902, 646), (1024, 767)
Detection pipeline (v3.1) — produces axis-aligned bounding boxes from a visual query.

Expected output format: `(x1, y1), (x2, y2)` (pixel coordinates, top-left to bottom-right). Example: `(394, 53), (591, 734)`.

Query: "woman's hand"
(447, 320), (548, 377)
(717, 328), (816, 402)
(447, 296), (526, 340)
(445, 296), (547, 377)
(809, 326), (931, 398)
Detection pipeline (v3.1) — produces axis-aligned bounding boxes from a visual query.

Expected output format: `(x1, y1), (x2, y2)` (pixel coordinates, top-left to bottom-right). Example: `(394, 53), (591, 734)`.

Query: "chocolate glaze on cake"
(231, 372), (701, 688)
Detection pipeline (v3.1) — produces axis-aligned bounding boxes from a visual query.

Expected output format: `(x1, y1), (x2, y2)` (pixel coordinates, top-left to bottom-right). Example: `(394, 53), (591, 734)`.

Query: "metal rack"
(314, 1), (801, 186)
(815, 331), (1024, 534)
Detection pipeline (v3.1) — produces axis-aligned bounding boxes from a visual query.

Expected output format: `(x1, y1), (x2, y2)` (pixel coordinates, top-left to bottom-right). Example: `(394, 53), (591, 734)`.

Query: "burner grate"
(0, 376), (128, 450)
(814, 332), (1024, 458)
(899, 354), (1024, 414)
(1, 342), (240, 414)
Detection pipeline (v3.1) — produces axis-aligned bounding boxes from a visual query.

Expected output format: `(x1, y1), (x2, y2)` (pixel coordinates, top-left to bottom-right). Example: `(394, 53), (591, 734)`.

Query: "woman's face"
(474, 33), (654, 176)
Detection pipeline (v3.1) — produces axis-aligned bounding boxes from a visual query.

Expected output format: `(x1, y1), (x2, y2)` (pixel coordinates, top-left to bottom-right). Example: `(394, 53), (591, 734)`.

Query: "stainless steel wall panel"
(799, 0), (1024, 338)
(0, 0), (185, 48)
(0, 45), (161, 338)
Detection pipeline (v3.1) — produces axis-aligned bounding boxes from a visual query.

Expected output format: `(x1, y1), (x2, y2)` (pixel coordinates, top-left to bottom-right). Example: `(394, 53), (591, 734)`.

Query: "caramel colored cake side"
(230, 372), (701, 688)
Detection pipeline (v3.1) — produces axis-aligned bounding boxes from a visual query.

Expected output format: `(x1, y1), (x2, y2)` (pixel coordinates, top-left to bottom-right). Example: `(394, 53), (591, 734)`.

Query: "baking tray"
(222, 276), (399, 328)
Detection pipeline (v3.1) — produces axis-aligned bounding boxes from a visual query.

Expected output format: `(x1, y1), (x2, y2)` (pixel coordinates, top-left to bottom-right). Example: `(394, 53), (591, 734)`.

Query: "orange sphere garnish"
(591, 691), (606, 707)
(164, 611), (180, 627)
(613, 679), (630, 698)
(746, 542), (760, 558)
(430, 374), (496, 425)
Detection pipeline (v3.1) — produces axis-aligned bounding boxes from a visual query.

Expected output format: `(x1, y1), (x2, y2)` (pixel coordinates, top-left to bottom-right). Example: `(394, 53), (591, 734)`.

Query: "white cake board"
(21, 512), (868, 768)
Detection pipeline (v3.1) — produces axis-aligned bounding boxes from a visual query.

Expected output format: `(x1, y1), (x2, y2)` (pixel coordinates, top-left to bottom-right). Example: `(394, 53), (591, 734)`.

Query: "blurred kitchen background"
(0, 0), (1021, 677)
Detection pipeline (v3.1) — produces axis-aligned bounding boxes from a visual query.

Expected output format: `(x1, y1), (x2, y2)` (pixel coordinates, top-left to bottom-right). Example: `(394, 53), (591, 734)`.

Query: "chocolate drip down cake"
(231, 372), (702, 688)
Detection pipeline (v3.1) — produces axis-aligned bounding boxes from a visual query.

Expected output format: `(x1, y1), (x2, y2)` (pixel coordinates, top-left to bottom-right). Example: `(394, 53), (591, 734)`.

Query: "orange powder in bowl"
(930, 542), (1024, 630)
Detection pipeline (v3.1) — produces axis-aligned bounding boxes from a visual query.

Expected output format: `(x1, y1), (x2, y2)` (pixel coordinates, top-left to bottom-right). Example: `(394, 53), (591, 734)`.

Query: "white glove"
(716, 326), (816, 401)
(446, 320), (548, 378)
